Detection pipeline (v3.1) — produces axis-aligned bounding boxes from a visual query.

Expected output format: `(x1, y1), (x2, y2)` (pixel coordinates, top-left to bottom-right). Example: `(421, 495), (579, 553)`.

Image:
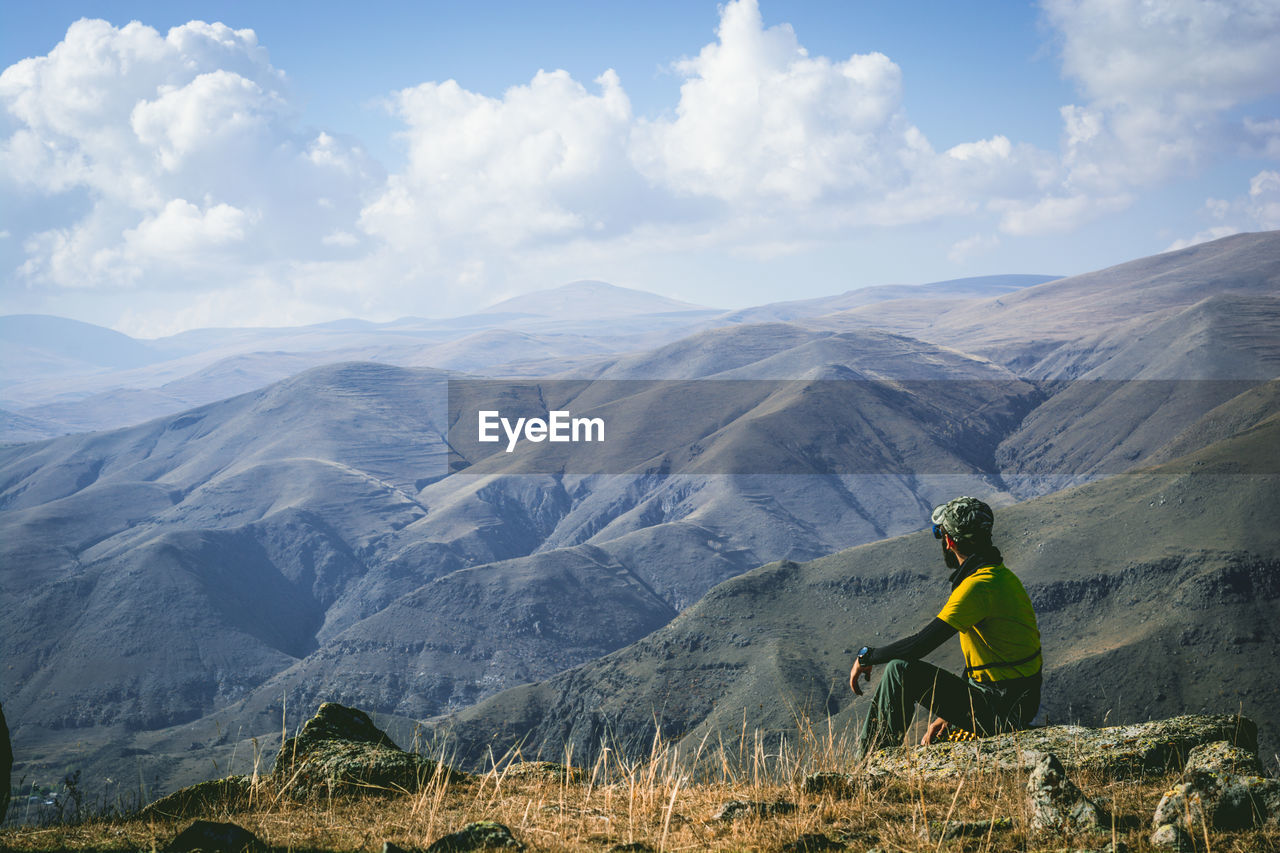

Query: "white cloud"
(1243, 118), (1280, 159)
(1167, 169), (1280, 250)
(360, 68), (634, 250)
(631, 0), (926, 205)
(995, 193), (1133, 236)
(0, 17), (377, 296)
(948, 233), (1001, 264)
(1042, 0), (1280, 192)
(946, 136), (1012, 164)
(126, 198), (251, 256)
(3, 1), (1276, 330)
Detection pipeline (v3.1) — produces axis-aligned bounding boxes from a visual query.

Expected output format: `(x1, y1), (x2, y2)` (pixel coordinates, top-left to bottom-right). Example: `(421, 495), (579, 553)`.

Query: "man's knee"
(881, 658), (909, 679)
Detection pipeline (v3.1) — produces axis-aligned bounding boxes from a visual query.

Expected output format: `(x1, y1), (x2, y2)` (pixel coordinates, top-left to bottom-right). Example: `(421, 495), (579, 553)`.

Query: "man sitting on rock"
(849, 496), (1042, 758)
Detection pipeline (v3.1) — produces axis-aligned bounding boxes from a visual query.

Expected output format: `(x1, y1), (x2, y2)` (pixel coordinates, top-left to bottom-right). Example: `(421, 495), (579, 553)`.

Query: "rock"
(1026, 751), (1109, 833)
(867, 714), (1256, 780)
(777, 832), (844, 851)
(921, 817), (1013, 840)
(1150, 822), (1195, 851)
(1, 702), (11, 825)
(282, 701), (399, 753)
(424, 821), (524, 852)
(1153, 769), (1280, 832)
(502, 761), (584, 782)
(1182, 740), (1264, 776)
(382, 843), (414, 853)
(801, 772), (858, 798)
(272, 703), (467, 800)
(712, 799), (798, 821)
(140, 776), (253, 820)
(164, 819), (262, 852)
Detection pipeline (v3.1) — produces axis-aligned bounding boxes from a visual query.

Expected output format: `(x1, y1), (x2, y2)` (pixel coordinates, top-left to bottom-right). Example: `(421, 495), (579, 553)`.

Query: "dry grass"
(3, 727), (1278, 853)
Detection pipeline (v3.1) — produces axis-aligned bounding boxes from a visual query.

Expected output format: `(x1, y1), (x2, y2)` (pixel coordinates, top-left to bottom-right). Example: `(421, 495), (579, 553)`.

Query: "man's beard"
(943, 542), (960, 570)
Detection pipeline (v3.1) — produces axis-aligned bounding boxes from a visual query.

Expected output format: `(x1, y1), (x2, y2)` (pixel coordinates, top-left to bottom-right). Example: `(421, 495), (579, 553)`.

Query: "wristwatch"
(857, 646), (872, 662)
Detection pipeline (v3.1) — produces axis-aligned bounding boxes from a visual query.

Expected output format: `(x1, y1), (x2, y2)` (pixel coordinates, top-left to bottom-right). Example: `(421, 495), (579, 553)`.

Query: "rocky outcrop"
(1150, 738), (1280, 844)
(502, 761), (584, 783)
(1182, 740), (1264, 776)
(141, 776), (253, 820)
(712, 799), (797, 821)
(866, 714), (1257, 779)
(1026, 751), (1109, 833)
(272, 703), (467, 800)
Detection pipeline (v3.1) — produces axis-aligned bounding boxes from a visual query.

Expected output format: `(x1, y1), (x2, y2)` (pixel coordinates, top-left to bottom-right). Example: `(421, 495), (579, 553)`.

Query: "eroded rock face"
(272, 702), (466, 800)
(1026, 751), (1109, 833)
(866, 714), (1257, 779)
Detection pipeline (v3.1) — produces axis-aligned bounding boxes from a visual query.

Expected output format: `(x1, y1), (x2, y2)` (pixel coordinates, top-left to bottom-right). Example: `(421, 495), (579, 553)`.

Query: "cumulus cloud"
(1041, 0), (1280, 191)
(2, 0), (1277, 331)
(0, 17), (377, 301)
(631, 0), (926, 205)
(361, 68), (635, 250)
(1167, 169), (1280, 250)
(357, 0), (1053, 290)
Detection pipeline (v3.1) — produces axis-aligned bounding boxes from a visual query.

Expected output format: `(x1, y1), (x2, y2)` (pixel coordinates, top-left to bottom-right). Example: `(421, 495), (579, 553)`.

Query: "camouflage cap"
(930, 496), (994, 542)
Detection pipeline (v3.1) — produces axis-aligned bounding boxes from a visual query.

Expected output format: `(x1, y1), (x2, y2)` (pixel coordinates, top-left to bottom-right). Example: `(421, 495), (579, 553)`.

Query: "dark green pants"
(856, 659), (1041, 758)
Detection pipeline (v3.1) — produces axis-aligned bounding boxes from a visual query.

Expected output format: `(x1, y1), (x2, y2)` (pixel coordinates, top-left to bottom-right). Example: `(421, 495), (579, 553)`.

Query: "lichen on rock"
(866, 714), (1257, 780)
(272, 702), (467, 800)
(1153, 769), (1280, 833)
(1182, 740), (1264, 777)
(141, 776), (254, 819)
(1026, 751), (1109, 833)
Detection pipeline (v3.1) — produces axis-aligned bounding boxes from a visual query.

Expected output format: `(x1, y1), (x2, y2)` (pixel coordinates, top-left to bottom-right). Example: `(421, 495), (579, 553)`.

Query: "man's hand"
(922, 717), (949, 745)
(849, 658), (873, 696)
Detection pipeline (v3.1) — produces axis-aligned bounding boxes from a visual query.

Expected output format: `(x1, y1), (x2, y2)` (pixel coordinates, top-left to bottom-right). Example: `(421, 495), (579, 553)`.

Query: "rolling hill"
(1, 231), (1277, 804)
(435, 399), (1280, 767)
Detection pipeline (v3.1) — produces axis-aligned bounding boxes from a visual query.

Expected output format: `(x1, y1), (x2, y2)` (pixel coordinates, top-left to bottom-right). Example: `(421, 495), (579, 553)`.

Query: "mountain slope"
(436, 407), (1280, 767)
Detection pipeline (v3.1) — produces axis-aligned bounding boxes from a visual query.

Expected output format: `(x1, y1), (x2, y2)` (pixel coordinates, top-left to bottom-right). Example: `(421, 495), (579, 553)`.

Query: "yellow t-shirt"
(936, 563), (1041, 683)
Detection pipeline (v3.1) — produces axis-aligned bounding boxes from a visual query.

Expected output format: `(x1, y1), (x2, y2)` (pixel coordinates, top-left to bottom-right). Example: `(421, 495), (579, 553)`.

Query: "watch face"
(858, 646), (870, 659)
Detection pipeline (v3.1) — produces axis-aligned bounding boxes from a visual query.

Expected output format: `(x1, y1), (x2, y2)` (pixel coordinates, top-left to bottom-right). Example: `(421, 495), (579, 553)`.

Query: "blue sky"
(2, 0), (1278, 335)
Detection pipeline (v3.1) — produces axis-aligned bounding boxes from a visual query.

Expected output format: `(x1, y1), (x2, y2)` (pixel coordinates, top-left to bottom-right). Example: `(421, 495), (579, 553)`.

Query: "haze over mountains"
(2, 231), (1278, 802)
(0, 277), (1052, 442)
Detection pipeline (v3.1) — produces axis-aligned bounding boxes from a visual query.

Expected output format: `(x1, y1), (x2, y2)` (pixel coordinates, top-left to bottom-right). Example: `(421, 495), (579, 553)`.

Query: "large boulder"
(272, 703), (467, 800)
(866, 714), (1256, 779)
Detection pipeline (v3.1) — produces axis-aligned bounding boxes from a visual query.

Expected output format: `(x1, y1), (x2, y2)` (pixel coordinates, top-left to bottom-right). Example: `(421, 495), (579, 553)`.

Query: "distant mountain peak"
(480, 281), (714, 319)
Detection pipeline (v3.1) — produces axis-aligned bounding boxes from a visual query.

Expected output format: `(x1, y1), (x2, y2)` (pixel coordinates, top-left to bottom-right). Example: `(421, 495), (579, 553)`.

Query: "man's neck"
(947, 545), (1003, 589)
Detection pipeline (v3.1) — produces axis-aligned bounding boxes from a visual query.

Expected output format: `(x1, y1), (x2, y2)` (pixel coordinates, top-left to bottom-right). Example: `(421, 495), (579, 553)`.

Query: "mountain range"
(1, 231), (1277, 802)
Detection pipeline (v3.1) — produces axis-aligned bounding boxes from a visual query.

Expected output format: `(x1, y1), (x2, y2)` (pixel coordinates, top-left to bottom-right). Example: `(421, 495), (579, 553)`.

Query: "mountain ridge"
(2, 231), (1277, 805)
